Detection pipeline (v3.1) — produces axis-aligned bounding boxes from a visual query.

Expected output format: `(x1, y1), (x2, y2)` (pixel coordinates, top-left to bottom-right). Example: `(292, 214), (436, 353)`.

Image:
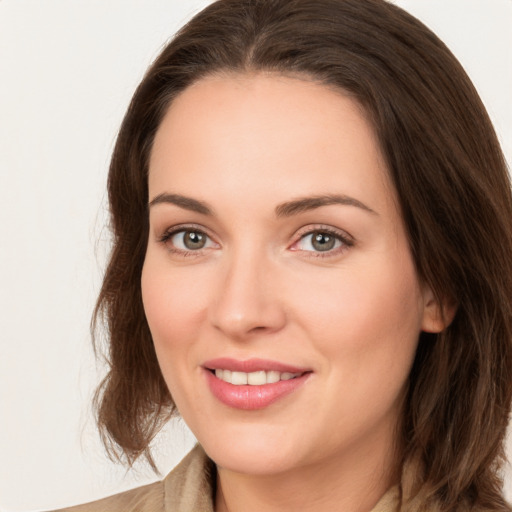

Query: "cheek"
(289, 256), (423, 435)
(289, 254), (423, 366)
(141, 258), (217, 417)
(141, 258), (210, 364)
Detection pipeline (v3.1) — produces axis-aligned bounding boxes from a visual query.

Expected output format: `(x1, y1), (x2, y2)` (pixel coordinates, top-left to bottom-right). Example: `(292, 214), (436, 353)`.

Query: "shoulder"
(50, 480), (164, 512)
(50, 445), (215, 512)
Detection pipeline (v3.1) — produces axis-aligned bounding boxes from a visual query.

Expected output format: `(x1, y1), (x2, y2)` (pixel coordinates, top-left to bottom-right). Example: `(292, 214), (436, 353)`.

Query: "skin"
(142, 73), (446, 512)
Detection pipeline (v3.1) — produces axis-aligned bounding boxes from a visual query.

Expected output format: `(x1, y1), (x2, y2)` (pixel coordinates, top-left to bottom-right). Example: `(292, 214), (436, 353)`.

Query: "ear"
(421, 285), (457, 333)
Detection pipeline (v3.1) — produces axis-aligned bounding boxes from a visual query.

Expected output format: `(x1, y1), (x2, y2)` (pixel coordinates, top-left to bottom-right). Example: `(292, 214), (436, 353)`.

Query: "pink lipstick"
(203, 358), (311, 410)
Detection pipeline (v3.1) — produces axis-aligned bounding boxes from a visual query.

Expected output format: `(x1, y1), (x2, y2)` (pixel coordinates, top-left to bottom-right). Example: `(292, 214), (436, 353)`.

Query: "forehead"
(149, 73), (395, 215)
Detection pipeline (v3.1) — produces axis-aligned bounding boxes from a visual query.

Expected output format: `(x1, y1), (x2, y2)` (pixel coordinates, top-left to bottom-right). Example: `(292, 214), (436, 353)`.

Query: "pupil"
(184, 231), (205, 249)
(312, 232), (335, 251)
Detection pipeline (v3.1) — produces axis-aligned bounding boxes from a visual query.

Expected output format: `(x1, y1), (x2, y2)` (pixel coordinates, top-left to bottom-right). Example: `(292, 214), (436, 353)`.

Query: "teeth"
(214, 369), (301, 385)
(267, 370), (280, 383)
(247, 370), (266, 385)
(231, 371), (248, 385)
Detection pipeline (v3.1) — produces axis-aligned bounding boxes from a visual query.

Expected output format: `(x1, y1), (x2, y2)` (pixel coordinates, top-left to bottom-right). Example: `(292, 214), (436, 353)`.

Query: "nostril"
(250, 325), (268, 332)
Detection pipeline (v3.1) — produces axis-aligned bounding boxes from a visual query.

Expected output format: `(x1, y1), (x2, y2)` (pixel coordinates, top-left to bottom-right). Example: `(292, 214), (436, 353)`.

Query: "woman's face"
(142, 74), (440, 477)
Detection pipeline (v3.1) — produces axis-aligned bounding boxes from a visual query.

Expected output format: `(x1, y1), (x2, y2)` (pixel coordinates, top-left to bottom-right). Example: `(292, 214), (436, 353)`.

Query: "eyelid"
(157, 222), (213, 240)
(156, 222), (354, 258)
(157, 223), (219, 254)
(289, 224), (354, 256)
(293, 224), (354, 241)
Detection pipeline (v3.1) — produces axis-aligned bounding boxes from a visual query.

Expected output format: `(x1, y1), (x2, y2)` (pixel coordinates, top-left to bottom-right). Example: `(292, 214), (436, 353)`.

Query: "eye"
(298, 231), (340, 252)
(291, 227), (353, 256)
(159, 227), (217, 254)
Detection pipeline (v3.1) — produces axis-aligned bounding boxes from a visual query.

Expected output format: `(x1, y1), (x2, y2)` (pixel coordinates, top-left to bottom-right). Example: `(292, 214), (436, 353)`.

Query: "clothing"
(54, 444), (399, 511)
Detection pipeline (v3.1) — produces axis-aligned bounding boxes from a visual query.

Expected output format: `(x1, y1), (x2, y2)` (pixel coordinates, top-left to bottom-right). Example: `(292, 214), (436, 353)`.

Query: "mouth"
(203, 358), (312, 410)
(211, 369), (303, 385)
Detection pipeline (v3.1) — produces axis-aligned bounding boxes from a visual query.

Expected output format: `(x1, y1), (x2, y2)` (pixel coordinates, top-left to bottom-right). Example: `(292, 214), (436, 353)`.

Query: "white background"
(0, 1), (510, 510)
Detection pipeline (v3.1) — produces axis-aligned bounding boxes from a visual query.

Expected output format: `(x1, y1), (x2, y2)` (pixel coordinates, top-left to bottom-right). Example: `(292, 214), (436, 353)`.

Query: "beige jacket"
(55, 445), (399, 512)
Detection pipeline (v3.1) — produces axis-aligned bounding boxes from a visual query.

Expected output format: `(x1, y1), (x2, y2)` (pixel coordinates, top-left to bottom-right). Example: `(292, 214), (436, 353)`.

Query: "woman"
(57, 0), (512, 510)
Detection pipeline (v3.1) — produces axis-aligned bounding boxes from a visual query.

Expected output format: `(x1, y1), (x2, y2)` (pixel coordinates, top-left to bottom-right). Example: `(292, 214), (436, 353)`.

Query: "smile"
(213, 369), (302, 385)
(203, 358), (312, 410)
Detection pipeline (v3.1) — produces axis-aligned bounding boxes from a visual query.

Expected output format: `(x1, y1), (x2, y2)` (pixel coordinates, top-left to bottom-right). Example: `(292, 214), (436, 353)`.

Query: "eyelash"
(291, 225), (354, 258)
(158, 224), (216, 258)
(157, 224), (354, 259)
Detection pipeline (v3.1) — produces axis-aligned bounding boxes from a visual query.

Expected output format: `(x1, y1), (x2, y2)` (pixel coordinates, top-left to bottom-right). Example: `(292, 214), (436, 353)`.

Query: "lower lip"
(204, 369), (310, 410)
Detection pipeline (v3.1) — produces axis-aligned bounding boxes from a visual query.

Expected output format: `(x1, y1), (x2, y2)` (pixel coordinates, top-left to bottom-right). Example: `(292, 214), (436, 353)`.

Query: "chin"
(207, 445), (299, 476)
(197, 423), (304, 475)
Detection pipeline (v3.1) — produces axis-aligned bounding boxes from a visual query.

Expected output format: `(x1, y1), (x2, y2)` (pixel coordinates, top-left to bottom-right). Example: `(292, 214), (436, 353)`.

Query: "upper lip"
(203, 357), (310, 374)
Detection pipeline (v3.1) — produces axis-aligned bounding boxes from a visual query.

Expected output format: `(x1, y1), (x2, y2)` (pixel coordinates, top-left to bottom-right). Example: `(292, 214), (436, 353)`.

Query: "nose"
(208, 249), (287, 341)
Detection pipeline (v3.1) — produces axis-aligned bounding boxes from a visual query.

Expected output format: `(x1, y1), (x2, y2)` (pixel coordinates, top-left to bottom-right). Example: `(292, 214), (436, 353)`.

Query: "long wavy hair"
(93, 0), (512, 510)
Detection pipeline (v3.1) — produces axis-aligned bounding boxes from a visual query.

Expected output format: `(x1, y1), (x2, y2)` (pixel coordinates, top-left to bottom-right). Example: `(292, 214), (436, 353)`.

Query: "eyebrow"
(148, 192), (377, 217)
(275, 194), (377, 217)
(148, 193), (213, 215)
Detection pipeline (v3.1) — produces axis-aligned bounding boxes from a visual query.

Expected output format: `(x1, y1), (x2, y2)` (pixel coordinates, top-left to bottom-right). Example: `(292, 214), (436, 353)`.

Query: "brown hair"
(93, 0), (512, 509)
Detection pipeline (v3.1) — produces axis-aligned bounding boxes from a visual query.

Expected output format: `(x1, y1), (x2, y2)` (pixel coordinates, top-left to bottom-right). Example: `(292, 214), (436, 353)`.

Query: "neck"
(214, 436), (400, 512)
